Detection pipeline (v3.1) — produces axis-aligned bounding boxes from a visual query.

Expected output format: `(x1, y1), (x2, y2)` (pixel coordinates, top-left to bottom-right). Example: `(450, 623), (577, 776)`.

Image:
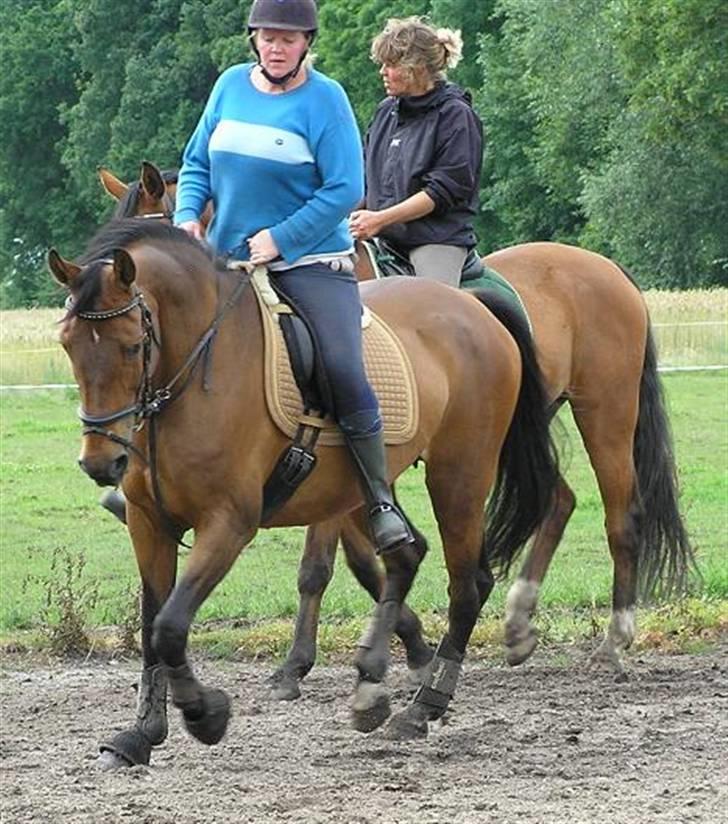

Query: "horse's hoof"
(269, 677), (301, 701)
(97, 750), (132, 770)
(588, 643), (626, 677)
(98, 728), (151, 768)
(350, 681), (391, 733)
(505, 631), (538, 666)
(384, 709), (428, 740)
(184, 688), (231, 745)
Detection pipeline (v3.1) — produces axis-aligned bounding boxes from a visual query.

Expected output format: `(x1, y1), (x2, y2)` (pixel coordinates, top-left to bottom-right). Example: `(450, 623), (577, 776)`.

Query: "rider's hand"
(248, 229), (280, 265)
(349, 209), (384, 241)
(178, 220), (204, 241)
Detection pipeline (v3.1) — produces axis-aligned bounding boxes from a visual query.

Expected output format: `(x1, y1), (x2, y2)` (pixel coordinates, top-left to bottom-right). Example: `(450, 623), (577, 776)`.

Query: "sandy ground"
(1, 643), (727, 824)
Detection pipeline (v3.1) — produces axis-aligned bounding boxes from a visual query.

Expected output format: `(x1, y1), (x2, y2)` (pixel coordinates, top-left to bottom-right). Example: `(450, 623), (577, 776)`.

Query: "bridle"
(67, 257), (249, 451)
(66, 255), (250, 541)
(66, 265), (158, 461)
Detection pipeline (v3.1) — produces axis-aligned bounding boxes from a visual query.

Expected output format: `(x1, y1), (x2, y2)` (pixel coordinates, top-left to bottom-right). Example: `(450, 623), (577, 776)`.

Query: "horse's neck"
(149, 266), (258, 382)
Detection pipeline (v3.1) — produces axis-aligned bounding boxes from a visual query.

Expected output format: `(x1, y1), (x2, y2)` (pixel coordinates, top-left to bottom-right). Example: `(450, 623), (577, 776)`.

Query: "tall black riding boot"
(100, 489), (127, 525)
(343, 429), (414, 554)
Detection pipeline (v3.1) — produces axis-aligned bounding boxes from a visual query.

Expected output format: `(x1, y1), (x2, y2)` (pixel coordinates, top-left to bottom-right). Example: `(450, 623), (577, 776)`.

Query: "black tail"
(471, 291), (560, 577)
(633, 325), (696, 597)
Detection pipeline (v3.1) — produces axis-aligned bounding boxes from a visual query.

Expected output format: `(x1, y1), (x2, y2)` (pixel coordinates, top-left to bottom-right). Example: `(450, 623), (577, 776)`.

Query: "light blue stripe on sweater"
(209, 120), (315, 165)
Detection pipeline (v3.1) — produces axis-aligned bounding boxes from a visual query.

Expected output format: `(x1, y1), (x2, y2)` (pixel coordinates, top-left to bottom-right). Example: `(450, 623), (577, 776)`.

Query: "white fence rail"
(1, 320), (726, 389)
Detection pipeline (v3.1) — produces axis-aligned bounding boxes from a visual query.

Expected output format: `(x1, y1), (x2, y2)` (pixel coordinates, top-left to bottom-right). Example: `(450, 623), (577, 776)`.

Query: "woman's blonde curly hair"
(371, 16), (463, 80)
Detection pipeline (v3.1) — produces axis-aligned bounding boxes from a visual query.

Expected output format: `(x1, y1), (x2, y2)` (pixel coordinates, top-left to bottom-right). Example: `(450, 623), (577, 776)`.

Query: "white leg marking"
(591, 607), (636, 674)
(504, 579), (540, 664)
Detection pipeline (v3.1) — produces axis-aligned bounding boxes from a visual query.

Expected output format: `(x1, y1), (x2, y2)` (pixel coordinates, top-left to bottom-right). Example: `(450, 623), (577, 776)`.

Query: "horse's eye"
(122, 343), (142, 358)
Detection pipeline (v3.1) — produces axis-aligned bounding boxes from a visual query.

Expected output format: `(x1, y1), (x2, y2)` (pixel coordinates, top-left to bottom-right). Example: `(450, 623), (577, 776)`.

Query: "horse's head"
(98, 160), (213, 230)
(99, 161), (177, 222)
(48, 246), (158, 486)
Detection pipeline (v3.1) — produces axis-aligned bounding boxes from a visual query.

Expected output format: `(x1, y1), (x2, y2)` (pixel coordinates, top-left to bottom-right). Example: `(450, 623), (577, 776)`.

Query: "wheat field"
(1, 288), (726, 385)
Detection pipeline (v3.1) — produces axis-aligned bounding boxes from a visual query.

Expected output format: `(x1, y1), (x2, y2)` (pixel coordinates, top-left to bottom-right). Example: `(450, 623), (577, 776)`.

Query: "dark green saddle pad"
(461, 265), (532, 335)
(367, 239), (532, 336)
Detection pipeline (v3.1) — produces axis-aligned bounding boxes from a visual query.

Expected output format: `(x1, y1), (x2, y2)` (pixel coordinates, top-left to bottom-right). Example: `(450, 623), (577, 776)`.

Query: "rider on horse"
(172, 0), (413, 554)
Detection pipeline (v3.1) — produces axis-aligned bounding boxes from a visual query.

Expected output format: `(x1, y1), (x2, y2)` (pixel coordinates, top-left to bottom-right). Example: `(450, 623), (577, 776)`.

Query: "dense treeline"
(1, 0), (726, 306)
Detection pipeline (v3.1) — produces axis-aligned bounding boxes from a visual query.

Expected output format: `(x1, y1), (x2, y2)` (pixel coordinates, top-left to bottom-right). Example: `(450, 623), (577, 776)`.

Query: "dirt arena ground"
(1, 643), (726, 824)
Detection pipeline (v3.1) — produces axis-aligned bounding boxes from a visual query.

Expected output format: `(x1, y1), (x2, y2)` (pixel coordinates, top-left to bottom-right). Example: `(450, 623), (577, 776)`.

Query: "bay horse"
(100, 163), (693, 691)
(49, 217), (559, 764)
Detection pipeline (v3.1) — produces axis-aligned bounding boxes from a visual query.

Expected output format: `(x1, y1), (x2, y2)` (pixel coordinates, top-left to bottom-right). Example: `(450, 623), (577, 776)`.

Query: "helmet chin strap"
(259, 58), (305, 87)
(249, 32), (311, 88)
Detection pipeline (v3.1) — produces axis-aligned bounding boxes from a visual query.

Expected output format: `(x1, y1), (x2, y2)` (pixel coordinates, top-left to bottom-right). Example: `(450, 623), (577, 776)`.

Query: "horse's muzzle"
(78, 452), (129, 486)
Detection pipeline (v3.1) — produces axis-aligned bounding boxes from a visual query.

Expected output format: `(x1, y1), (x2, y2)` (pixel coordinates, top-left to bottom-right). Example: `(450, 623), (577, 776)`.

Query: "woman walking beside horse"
(175, 0), (411, 554)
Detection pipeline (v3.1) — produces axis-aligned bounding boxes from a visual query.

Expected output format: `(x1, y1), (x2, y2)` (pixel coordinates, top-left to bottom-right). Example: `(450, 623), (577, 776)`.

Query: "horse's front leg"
(341, 514), (433, 683)
(350, 513), (428, 733)
(98, 506), (177, 769)
(268, 518), (342, 700)
(152, 512), (254, 746)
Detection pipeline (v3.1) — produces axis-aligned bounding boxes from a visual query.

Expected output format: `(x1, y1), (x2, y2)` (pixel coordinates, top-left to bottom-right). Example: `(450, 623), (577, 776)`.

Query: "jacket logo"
(390, 138), (401, 147)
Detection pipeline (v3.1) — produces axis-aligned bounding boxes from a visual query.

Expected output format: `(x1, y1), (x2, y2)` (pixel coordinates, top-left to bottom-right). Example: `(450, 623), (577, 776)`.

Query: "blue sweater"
(175, 64), (364, 265)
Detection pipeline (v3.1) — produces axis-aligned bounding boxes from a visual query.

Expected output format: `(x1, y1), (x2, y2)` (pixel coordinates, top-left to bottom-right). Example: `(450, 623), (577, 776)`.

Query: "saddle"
(361, 239), (532, 335)
(364, 238), (485, 282)
(250, 268), (419, 448)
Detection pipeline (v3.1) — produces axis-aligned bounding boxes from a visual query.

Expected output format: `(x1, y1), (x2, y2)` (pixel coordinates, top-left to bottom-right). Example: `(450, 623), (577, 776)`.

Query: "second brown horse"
(100, 163), (693, 696)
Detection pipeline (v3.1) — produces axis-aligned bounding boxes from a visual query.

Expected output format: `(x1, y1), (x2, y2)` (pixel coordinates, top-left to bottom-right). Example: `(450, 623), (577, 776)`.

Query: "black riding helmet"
(248, 0), (318, 86)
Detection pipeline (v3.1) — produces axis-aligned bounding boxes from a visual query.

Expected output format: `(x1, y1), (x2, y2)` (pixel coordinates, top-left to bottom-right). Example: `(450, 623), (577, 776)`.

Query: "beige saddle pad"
(251, 270), (418, 446)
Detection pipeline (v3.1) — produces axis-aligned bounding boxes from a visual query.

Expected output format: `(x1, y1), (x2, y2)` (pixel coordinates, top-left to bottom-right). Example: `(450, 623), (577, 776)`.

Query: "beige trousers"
(409, 244), (467, 287)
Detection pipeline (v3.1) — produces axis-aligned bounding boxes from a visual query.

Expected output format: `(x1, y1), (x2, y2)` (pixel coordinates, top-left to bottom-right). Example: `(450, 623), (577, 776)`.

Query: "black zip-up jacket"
(364, 81), (483, 251)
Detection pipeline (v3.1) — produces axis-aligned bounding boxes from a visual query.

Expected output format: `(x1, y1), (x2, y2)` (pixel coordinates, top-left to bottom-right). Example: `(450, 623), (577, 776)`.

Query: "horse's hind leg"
(573, 402), (641, 678)
(98, 510), (177, 769)
(269, 518), (341, 701)
(504, 476), (576, 665)
(384, 460), (496, 740)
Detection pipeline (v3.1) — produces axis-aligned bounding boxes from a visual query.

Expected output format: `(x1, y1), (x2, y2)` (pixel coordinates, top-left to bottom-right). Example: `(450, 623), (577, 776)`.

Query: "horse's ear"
(98, 166), (128, 200)
(140, 160), (165, 200)
(47, 248), (81, 287)
(112, 248), (137, 288)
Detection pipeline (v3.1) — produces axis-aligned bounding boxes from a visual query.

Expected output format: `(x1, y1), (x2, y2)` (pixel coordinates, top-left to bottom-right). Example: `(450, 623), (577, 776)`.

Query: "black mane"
(66, 219), (215, 318)
(79, 218), (206, 265)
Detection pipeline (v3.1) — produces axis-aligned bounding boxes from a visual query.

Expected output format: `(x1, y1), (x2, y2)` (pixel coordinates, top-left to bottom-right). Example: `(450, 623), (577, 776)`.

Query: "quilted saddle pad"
(252, 276), (418, 447)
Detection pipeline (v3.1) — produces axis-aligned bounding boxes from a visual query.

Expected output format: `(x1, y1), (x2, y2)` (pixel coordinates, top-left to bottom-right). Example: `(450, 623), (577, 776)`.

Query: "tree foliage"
(1, 0), (725, 306)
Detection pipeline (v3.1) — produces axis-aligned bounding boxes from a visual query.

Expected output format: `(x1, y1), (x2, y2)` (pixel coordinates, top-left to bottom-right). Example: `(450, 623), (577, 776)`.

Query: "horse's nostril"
(77, 453), (128, 485)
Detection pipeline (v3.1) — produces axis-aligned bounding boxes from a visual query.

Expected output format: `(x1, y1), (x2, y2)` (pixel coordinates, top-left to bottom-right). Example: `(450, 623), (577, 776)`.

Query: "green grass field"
(1, 372), (726, 656)
(1, 289), (726, 656)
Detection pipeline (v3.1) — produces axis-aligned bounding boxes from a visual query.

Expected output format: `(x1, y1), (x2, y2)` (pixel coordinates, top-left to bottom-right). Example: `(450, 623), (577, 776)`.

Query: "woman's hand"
(248, 229), (280, 265)
(178, 220), (204, 241)
(349, 209), (385, 241)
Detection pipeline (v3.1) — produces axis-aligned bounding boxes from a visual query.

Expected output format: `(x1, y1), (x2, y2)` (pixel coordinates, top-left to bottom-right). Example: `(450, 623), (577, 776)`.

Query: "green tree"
(477, 0), (624, 249)
(581, 0), (728, 286)
(0, 0), (92, 306)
